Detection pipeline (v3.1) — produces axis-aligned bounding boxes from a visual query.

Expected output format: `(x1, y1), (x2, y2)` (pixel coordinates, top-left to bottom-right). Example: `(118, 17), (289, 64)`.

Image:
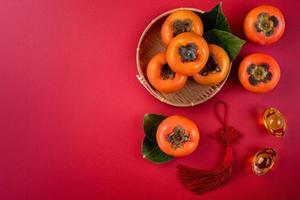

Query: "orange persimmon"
(156, 115), (200, 157)
(161, 10), (203, 45)
(238, 53), (280, 93)
(193, 44), (230, 85)
(244, 5), (285, 45)
(147, 53), (187, 93)
(166, 32), (209, 76)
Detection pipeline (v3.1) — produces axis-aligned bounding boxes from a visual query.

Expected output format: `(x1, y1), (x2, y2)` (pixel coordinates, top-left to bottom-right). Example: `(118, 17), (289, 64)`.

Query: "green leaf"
(142, 137), (173, 164)
(201, 2), (230, 33)
(204, 29), (245, 61)
(144, 114), (166, 142)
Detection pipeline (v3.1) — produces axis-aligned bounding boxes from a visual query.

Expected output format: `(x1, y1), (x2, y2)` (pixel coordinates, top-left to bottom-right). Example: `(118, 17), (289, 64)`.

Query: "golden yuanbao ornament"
(252, 147), (276, 176)
(263, 107), (286, 137)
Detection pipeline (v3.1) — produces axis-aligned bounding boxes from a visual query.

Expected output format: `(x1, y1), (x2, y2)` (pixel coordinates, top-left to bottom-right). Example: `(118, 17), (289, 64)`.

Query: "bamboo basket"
(136, 8), (231, 107)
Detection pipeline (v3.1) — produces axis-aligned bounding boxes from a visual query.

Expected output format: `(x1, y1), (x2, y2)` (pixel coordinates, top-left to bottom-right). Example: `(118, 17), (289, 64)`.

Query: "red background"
(1, 0), (300, 199)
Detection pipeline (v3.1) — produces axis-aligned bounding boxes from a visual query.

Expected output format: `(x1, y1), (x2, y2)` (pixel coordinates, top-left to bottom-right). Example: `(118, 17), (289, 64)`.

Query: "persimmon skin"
(156, 115), (200, 157)
(166, 32), (209, 76)
(244, 5), (285, 45)
(193, 44), (230, 85)
(161, 10), (203, 45)
(238, 53), (280, 93)
(147, 53), (187, 93)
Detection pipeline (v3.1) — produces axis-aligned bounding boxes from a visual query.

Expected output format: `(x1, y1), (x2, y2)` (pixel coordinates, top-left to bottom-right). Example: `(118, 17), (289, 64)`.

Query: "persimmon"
(147, 53), (187, 93)
(161, 10), (203, 45)
(156, 115), (200, 157)
(238, 53), (280, 93)
(193, 44), (230, 85)
(244, 5), (285, 45)
(166, 32), (209, 76)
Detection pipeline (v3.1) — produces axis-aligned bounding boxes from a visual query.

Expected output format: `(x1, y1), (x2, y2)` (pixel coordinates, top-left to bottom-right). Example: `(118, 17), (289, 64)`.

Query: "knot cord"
(214, 101), (228, 128)
(214, 101), (241, 147)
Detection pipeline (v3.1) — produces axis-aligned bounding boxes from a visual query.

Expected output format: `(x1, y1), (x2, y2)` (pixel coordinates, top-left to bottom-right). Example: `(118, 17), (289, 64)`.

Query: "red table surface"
(1, 0), (300, 199)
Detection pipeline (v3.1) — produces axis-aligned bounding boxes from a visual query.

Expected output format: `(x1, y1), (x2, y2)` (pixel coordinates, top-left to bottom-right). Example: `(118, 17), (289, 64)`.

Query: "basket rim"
(136, 7), (230, 107)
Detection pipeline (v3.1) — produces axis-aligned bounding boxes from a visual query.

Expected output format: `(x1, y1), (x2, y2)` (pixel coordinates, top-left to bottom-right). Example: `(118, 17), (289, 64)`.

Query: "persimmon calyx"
(173, 19), (193, 37)
(247, 63), (272, 86)
(255, 13), (278, 37)
(160, 64), (175, 80)
(200, 55), (221, 76)
(166, 126), (190, 149)
(179, 43), (198, 62)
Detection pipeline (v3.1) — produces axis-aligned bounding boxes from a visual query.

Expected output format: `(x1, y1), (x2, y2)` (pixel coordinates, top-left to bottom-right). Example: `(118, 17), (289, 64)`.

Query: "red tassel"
(177, 101), (242, 195)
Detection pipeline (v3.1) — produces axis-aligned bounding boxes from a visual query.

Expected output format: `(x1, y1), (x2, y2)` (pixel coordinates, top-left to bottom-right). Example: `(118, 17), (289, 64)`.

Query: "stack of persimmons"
(147, 10), (230, 93)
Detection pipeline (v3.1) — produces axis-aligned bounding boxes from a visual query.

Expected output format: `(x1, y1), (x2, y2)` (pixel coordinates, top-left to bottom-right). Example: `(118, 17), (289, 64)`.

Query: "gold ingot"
(252, 147), (276, 176)
(263, 107), (286, 137)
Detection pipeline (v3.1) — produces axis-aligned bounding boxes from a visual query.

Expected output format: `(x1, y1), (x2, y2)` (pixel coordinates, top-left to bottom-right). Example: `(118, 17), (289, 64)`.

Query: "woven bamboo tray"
(136, 8), (231, 107)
